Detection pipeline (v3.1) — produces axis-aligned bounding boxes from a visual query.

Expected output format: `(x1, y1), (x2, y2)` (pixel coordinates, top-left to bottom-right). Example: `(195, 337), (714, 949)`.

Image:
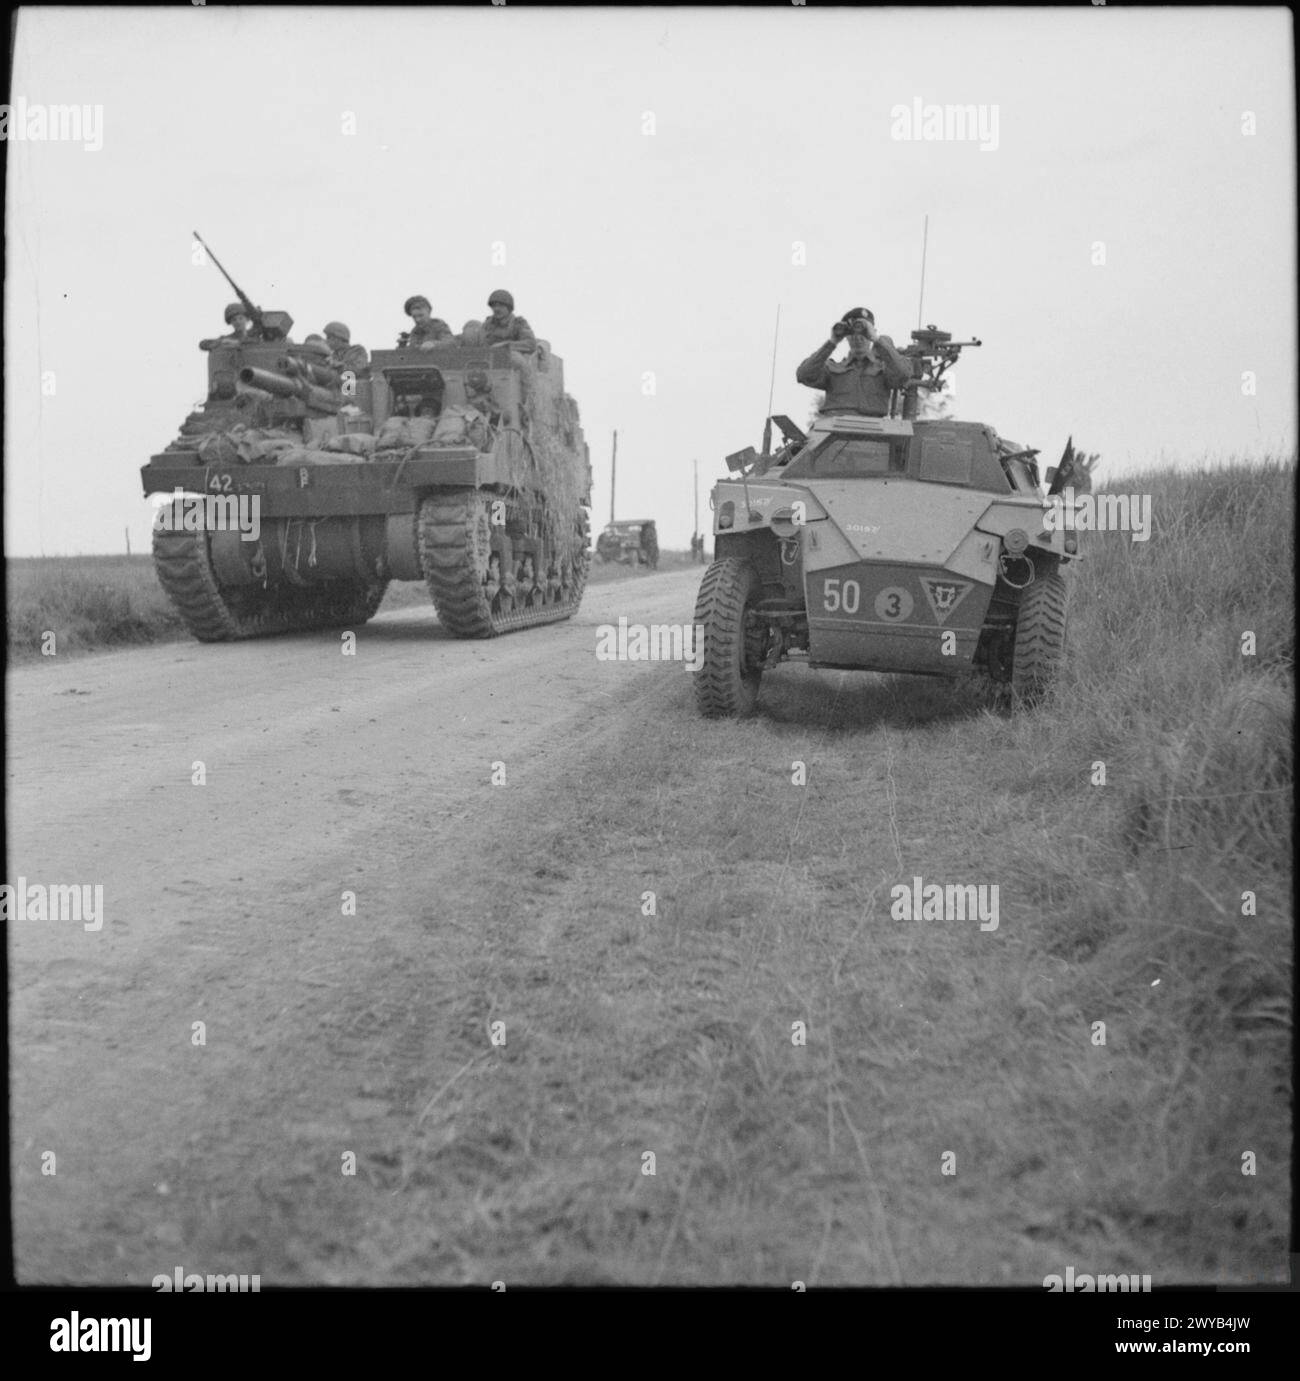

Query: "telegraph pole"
(610, 429), (618, 525)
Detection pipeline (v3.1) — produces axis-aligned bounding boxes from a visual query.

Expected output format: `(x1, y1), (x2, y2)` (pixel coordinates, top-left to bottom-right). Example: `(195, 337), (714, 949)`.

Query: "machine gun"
(193, 230), (293, 343)
(898, 325), (981, 419)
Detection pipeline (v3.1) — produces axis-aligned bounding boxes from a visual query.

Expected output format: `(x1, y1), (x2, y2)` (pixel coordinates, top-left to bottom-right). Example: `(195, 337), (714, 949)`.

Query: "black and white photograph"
(4, 2), (1293, 1326)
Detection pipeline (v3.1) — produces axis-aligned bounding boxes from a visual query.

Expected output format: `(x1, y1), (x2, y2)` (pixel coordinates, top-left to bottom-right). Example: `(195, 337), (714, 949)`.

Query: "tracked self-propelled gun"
(142, 243), (591, 642)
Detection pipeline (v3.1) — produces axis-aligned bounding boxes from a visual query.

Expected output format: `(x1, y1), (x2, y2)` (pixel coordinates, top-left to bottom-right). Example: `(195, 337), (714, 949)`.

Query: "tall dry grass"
(975, 458), (1294, 1273)
(6, 555), (186, 661)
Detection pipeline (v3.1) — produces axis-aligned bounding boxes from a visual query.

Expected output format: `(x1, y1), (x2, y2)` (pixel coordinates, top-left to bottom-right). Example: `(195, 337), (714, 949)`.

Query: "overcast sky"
(5, 6), (1295, 555)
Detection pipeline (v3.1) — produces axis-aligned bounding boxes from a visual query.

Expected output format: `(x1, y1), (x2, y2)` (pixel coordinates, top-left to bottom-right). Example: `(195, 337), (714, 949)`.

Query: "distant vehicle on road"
(597, 519), (658, 569)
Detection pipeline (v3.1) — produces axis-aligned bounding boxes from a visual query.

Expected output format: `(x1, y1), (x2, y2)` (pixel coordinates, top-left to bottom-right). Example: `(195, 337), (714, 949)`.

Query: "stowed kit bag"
(274, 447), (356, 466)
(323, 433), (379, 457)
(374, 415), (438, 451)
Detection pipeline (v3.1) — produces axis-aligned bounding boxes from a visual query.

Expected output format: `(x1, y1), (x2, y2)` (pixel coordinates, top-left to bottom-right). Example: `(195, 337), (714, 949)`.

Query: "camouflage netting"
(492, 392), (586, 547)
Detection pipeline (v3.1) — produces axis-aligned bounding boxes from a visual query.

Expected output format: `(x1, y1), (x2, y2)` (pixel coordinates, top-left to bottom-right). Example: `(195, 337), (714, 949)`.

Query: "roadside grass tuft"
(7, 555), (186, 661)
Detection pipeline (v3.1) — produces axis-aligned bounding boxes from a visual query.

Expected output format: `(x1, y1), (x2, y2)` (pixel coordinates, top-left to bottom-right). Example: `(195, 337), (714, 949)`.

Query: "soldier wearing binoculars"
(796, 307), (912, 417)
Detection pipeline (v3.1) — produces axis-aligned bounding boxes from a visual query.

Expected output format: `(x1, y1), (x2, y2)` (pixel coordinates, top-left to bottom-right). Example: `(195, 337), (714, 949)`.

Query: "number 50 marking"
(823, 578), (861, 614)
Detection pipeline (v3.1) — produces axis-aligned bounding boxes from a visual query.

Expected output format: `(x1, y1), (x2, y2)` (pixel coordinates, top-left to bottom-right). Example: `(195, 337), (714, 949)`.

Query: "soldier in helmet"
(464, 365), (504, 427)
(323, 321), (369, 375)
(796, 307), (912, 417)
(481, 290), (536, 352)
(200, 302), (255, 351)
(399, 295), (453, 349)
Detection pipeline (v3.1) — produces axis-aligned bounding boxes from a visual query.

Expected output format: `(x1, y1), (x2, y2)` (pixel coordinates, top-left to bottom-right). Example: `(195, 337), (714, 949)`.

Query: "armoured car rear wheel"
(1011, 570), (1067, 702)
(694, 558), (765, 717)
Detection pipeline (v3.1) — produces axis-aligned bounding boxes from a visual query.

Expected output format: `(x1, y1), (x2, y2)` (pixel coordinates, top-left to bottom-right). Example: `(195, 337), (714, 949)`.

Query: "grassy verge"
(6, 555), (189, 662)
(316, 458), (1291, 1283)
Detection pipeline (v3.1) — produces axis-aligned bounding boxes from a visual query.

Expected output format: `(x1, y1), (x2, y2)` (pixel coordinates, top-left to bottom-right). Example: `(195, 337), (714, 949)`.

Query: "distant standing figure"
(639, 520), (659, 570)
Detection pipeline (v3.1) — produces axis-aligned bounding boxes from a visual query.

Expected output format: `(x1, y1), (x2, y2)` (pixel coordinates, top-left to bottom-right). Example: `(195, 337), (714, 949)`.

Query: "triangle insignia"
(919, 576), (973, 625)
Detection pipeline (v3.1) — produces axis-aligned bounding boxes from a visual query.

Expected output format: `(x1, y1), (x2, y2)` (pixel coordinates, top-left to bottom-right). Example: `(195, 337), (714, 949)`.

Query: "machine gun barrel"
(238, 366), (340, 413)
(909, 338), (982, 356)
(194, 230), (265, 336)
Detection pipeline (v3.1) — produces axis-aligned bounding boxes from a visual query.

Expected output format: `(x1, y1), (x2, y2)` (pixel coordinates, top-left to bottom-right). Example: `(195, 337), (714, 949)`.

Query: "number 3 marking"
(874, 586), (914, 621)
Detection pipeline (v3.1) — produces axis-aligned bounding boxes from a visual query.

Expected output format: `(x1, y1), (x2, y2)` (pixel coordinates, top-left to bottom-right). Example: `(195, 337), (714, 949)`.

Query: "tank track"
(152, 528), (388, 642)
(417, 491), (589, 638)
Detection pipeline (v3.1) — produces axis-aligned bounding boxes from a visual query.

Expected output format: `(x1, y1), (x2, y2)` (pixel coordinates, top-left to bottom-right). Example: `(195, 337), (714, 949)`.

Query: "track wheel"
(418, 492), (497, 637)
(562, 510), (590, 608)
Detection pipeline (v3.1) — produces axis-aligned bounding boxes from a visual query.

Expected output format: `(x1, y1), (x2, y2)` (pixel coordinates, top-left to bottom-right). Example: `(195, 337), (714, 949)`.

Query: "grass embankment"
(5, 548), (703, 662)
(328, 460), (1290, 1284)
(6, 555), (189, 662)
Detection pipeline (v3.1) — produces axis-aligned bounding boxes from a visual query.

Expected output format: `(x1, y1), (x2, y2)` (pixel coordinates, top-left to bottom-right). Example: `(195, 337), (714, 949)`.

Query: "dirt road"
(10, 570), (712, 1284)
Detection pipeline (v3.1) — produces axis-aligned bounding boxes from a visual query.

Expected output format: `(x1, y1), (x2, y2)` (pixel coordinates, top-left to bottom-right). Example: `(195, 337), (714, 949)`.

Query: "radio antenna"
(917, 214), (929, 328)
(762, 304), (781, 455)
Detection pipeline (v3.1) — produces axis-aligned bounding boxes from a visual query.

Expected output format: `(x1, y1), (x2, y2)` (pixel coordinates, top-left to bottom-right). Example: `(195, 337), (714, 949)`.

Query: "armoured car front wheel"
(1011, 569), (1068, 702)
(694, 558), (765, 717)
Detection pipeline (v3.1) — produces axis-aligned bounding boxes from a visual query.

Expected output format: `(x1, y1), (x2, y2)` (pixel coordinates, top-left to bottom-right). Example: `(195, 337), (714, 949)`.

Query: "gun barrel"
(281, 355), (340, 388)
(238, 366), (340, 412)
(239, 365), (298, 398)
